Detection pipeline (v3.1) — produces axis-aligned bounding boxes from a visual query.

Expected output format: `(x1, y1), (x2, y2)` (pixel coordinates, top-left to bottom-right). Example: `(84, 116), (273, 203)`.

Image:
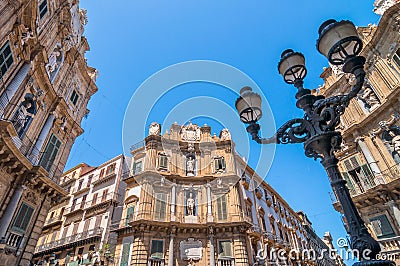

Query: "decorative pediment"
(180, 122), (200, 141)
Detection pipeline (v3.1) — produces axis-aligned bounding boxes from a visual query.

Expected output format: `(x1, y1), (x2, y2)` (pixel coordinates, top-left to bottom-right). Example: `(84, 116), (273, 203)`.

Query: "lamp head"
(317, 19), (362, 65)
(278, 49), (307, 84)
(235, 86), (262, 124)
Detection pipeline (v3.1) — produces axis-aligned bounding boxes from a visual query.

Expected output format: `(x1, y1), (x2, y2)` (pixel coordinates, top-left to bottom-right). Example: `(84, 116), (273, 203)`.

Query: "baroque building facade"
(32, 155), (130, 265)
(317, 0), (400, 263)
(0, 0), (97, 265)
(111, 122), (342, 266)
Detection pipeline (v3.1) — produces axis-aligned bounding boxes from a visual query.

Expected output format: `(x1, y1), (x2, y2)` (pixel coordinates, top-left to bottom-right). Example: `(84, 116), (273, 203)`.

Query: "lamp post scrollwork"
(235, 19), (394, 266)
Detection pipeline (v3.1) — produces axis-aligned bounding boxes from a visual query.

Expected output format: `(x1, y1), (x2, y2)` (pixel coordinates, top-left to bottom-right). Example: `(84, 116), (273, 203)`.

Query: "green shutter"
(120, 243), (130, 266)
(342, 172), (356, 195)
(40, 134), (62, 171)
(151, 240), (164, 258)
(217, 195), (227, 221)
(370, 215), (395, 238)
(154, 193), (166, 221)
(218, 240), (232, 257)
(360, 164), (375, 187)
(13, 203), (34, 232)
(126, 206), (135, 225)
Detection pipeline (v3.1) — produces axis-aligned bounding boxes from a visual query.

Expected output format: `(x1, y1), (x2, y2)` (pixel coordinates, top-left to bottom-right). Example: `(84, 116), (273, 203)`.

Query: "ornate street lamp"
(236, 19), (394, 266)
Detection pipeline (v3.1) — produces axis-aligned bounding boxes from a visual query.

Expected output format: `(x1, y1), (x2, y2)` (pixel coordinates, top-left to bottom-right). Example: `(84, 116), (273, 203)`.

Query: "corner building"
(113, 122), (341, 266)
(317, 0), (400, 263)
(0, 0), (97, 265)
(32, 155), (130, 265)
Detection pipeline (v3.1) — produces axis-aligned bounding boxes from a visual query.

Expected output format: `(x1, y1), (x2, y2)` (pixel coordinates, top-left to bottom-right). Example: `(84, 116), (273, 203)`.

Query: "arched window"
(11, 93), (36, 137)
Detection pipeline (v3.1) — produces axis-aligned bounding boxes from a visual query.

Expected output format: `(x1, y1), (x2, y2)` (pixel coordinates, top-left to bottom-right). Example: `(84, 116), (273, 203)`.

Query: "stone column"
(206, 184), (213, 222)
(168, 234), (175, 266)
(209, 234), (215, 266)
(171, 184), (176, 221)
(386, 201), (400, 227)
(356, 137), (383, 183)
(0, 186), (24, 237)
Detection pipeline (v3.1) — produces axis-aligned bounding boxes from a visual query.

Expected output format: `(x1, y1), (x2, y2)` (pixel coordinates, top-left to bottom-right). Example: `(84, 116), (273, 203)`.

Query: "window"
(101, 189), (108, 201)
(126, 206), (135, 225)
(71, 199), (77, 211)
(218, 240), (232, 258)
(150, 239), (164, 259)
(99, 168), (105, 178)
(158, 154), (168, 170)
(0, 41), (13, 79)
(61, 226), (69, 239)
(80, 195), (87, 209)
(216, 195), (227, 221)
(342, 155), (375, 194)
(87, 175), (93, 187)
(72, 222), (79, 235)
(370, 215), (395, 239)
(69, 90), (79, 106)
(106, 163), (116, 175)
(12, 203), (34, 233)
(393, 48), (400, 68)
(83, 219), (90, 231)
(260, 214), (267, 232)
(95, 215), (102, 228)
(77, 179), (83, 191)
(92, 193), (98, 206)
(39, 134), (62, 172)
(38, 0), (48, 19)
(120, 243), (131, 266)
(132, 161), (142, 175)
(154, 193), (167, 221)
(214, 157), (226, 172)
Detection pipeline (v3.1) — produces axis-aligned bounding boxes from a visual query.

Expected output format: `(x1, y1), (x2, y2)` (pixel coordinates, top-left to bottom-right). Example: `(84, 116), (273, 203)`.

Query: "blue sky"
(68, 1), (380, 263)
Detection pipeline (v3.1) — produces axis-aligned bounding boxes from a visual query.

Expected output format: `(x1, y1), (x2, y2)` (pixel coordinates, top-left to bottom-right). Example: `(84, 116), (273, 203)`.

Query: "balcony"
(35, 227), (103, 254)
(148, 257), (165, 266)
(44, 214), (63, 227)
(71, 182), (90, 195)
(84, 192), (119, 213)
(379, 235), (400, 254)
(381, 162), (400, 183)
(64, 204), (84, 217)
(5, 231), (23, 252)
(92, 172), (116, 187)
(218, 257), (235, 266)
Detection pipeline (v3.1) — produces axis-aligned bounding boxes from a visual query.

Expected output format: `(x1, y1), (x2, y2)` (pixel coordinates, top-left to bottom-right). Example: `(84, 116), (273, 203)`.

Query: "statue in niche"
(381, 124), (400, 163)
(45, 44), (63, 80)
(186, 192), (195, 216)
(358, 85), (380, 110)
(186, 157), (195, 176)
(12, 94), (37, 137)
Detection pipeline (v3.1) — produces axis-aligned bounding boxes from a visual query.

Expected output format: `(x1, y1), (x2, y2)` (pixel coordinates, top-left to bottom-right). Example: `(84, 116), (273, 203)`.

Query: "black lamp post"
(236, 19), (395, 266)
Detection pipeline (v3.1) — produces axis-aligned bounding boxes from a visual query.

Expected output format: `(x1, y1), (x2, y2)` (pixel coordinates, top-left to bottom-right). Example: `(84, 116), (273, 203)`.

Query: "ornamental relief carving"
(180, 122), (201, 141)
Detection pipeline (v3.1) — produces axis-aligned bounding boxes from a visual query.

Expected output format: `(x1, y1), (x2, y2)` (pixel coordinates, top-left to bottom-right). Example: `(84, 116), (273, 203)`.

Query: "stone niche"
(179, 238), (203, 261)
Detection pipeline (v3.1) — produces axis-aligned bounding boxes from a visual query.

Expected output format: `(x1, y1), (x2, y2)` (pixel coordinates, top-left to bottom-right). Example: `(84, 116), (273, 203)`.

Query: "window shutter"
(370, 215), (394, 238)
(342, 172), (355, 194)
(219, 240), (232, 257)
(120, 243), (131, 266)
(221, 157), (226, 170)
(40, 134), (62, 171)
(360, 164), (375, 187)
(13, 203), (34, 232)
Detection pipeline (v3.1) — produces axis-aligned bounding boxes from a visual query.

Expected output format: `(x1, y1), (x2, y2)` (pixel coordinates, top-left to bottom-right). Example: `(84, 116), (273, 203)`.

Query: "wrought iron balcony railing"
(35, 227), (103, 253)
